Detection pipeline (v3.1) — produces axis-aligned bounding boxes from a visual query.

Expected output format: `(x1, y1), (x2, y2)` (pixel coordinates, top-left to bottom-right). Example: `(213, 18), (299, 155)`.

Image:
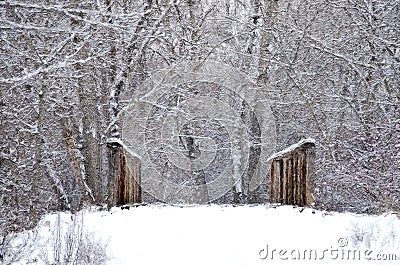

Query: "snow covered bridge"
(112, 61), (316, 207)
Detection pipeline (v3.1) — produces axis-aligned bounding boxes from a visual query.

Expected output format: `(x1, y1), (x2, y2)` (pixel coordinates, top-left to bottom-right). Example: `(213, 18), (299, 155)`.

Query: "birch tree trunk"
(247, 0), (278, 203)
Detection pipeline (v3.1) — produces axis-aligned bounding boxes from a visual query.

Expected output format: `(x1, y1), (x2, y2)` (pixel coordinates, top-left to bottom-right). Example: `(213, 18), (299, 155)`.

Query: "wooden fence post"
(107, 139), (142, 207)
(268, 139), (315, 206)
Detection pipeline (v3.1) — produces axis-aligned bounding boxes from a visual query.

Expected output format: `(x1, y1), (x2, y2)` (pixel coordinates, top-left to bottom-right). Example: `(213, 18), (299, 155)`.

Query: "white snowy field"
(4, 204), (400, 265)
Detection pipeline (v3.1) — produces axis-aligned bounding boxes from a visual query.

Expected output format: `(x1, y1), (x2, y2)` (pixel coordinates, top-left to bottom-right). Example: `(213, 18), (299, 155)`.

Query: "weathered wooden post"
(268, 139), (315, 206)
(116, 154), (141, 205)
(107, 138), (142, 207)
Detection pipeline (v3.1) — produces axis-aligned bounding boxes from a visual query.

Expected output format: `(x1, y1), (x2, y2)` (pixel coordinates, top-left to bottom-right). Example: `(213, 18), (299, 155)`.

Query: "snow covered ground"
(4, 204), (400, 265)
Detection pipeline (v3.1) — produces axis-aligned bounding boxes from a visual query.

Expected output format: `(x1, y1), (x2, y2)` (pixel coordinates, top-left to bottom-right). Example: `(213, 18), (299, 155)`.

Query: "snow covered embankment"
(3, 205), (400, 265)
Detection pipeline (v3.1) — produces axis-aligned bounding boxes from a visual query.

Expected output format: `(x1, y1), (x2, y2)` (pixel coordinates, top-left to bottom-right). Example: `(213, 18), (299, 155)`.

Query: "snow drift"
(3, 204), (400, 265)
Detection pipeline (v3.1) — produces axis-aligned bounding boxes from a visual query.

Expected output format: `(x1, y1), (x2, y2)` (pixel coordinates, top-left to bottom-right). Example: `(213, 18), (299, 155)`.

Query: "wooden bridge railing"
(108, 138), (315, 207)
(107, 138), (142, 207)
(268, 139), (315, 207)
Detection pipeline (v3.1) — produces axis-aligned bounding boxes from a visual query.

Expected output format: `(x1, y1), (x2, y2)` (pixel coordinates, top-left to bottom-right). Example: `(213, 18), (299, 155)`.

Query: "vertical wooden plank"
(299, 150), (307, 206)
(278, 159), (284, 203)
(287, 156), (294, 205)
(116, 151), (124, 205)
(132, 158), (142, 203)
(275, 160), (281, 202)
(273, 160), (282, 203)
(305, 148), (314, 206)
(293, 153), (299, 205)
(297, 151), (302, 206)
(296, 152), (302, 207)
(282, 158), (288, 203)
(269, 161), (275, 202)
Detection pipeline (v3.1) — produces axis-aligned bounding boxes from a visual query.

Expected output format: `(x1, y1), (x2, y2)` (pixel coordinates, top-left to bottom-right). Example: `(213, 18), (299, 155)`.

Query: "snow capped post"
(106, 138), (142, 207)
(268, 139), (316, 207)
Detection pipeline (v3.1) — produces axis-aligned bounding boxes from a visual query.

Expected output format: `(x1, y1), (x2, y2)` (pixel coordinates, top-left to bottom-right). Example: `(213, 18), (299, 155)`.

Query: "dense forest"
(1, 0), (399, 236)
